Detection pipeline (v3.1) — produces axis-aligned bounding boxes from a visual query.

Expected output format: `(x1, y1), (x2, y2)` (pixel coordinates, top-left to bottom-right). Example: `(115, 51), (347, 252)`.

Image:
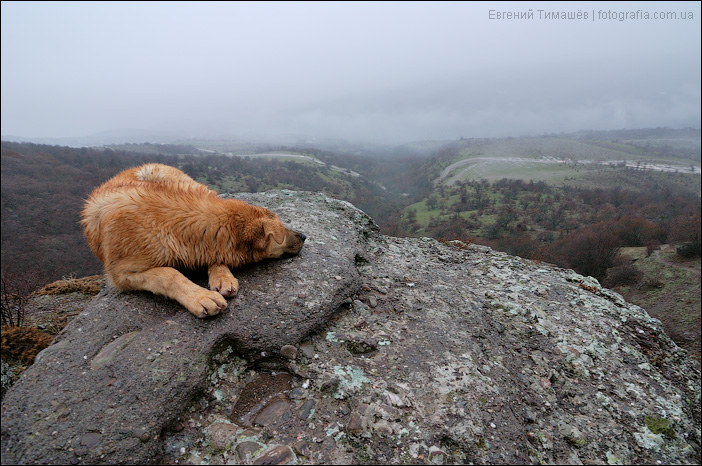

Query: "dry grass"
(34, 275), (105, 297)
(1, 326), (53, 365)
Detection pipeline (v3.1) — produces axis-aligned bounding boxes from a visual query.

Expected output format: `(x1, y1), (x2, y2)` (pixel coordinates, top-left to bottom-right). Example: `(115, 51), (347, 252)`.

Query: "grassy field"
(616, 246), (701, 362)
(434, 135), (701, 186)
(440, 159), (590, 185)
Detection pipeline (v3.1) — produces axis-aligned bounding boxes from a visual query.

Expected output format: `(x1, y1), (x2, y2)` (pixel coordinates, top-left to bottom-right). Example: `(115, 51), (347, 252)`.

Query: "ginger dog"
(81, 163), (306, 318)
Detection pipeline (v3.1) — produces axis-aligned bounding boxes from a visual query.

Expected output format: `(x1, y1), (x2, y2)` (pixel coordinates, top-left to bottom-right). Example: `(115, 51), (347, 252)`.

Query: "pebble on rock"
(252, 445), (297, 465)
(280, 344), (298, 360)
(207, 423), (238, 451)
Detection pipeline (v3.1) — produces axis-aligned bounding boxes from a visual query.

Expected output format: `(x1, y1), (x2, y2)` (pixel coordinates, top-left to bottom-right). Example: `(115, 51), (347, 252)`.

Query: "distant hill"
(0, 128), (186, 147)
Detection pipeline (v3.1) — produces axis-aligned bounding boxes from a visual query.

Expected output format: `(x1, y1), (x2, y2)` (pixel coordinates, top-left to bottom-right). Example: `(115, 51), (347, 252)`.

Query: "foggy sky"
(1, 1), (700, 144)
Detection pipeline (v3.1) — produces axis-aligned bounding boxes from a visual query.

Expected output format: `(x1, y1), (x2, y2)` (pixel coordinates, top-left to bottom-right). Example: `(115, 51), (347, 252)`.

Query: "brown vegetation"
(34, 275), (105, 297)
(669, 211), (702, 257)
(614, 246), (701, 361)
(0, 326), (53, 365)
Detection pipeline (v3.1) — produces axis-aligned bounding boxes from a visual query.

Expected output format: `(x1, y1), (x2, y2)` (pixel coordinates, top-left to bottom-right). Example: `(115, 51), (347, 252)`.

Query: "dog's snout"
(298, 232), (307, 242)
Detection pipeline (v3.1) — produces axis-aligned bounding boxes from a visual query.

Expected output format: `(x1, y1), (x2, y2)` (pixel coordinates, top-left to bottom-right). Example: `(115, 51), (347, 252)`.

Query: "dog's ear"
(250, 218), (280, 249)
(261, 218), (286, 246)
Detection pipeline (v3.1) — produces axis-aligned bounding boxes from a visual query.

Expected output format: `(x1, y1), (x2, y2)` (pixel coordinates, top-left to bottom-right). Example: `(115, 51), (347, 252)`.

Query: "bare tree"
(1, 269), (41, 327)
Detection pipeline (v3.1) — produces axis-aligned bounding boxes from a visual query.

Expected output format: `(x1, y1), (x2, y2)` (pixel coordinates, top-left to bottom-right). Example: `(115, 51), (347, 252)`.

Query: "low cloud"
(2, 2), (699, 144)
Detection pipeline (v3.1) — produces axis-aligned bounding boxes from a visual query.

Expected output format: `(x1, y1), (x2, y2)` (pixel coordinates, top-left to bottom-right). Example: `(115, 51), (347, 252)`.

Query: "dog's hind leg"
(207, 264), (239, 298)
(109, 264), (228, 318)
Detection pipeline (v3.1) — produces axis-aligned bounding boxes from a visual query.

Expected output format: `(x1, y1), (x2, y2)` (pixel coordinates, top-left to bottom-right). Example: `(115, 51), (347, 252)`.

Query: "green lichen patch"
(644, 416), (676, 440)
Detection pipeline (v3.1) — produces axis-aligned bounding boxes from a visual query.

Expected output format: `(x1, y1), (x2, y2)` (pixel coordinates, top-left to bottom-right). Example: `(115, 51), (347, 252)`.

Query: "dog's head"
(251, 210), (306, 261)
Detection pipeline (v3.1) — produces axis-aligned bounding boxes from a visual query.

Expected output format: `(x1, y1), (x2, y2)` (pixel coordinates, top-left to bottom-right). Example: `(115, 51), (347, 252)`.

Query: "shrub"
(669, 212), (701, 257)
(610, 216), (664, 247)
(638, 275), (664, 290)
(676, 242), (701, 258)
(645, 240), (660, 257)
(545, 224), (621, 280)
(603, 264), (643, 288)
(1, 270), (41, 327)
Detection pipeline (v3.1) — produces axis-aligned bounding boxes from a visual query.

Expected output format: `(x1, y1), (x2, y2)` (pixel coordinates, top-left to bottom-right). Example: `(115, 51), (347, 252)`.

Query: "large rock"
(2, 191), (700, 465)
(0, 191), (373, 465)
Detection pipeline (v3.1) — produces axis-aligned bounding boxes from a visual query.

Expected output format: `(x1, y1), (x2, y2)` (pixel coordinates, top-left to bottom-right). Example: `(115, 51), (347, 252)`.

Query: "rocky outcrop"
(1, 191), (700, 465)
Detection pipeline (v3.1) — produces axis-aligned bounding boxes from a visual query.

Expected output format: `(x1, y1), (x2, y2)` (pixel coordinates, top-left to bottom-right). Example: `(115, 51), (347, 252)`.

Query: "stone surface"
(1, 191), (701, 465)
(161, 233), (700, 465)
(235, 441), (263, 462)
(253, 398), (291, 427)
(299, 341), (315, 359)
(207, 422), (238, 451)
(230, 372), (293, 427)
(299, 399), (316, 420)
(252, 445), (297, 465)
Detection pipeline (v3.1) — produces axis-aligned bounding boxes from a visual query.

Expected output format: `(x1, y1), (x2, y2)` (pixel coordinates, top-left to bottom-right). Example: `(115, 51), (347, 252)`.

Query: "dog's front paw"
(208, 265), (239, 298)
(208, 266), (239, 298)
(185, 289), (228, 318)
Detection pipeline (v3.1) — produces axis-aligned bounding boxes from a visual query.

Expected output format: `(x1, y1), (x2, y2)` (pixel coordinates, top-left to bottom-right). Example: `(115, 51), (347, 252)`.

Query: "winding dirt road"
(654, 245), (700, 276)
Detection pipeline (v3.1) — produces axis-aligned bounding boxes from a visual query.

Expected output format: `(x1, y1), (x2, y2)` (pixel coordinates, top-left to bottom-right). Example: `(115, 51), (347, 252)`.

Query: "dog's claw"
(208, 266), (239, 298)
(187, 289), (227, 318)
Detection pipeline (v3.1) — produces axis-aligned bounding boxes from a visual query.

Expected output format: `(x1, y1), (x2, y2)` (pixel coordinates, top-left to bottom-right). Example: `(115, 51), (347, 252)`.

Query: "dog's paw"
(185, 289), (228, 318)
(208, 268), (239, 298)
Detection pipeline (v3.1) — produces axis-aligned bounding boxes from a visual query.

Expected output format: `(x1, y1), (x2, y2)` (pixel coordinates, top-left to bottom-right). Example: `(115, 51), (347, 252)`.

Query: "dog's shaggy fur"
(81, 163), (306, 318)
